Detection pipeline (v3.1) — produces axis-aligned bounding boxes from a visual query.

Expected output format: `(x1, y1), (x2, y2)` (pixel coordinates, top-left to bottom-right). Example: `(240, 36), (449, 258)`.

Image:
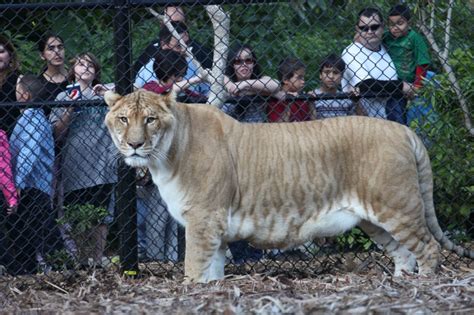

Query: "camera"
(65, 83), (82, 100)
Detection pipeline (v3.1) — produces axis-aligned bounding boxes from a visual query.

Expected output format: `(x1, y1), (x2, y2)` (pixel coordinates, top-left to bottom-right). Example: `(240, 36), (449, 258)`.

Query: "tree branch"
(443, 0), (453, 61)
(419, 9), (474, 136)
(429, 1), (435, 31)
(205, 5), (230, 108)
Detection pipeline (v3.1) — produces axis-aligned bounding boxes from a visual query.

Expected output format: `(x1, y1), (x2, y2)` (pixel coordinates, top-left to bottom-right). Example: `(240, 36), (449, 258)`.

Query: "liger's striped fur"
(105, 90), (473, 283)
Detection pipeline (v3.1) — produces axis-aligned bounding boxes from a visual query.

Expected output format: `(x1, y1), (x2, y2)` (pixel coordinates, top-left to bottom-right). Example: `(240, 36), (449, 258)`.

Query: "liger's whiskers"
(150, 150), (170, 165)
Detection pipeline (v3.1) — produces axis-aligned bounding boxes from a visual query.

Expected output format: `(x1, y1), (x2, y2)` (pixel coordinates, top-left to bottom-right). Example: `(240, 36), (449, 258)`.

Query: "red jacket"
(267, 99), (312, 122)
(143, 81), (173, 94)
(143, 81), (205, 100)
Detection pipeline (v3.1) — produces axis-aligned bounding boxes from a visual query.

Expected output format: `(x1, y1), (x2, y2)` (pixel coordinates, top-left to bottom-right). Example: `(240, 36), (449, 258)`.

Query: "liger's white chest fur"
(148, 166), (187, 226)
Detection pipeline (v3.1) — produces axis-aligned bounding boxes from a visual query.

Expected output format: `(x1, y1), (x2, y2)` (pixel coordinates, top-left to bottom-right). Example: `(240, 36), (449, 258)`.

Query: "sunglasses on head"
(357, 24), (382, 32)
(233, 58), (255, 66)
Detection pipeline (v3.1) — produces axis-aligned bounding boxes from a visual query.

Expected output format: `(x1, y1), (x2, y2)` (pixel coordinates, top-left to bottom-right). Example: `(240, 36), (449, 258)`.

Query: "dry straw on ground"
(1, 251), (473, 314)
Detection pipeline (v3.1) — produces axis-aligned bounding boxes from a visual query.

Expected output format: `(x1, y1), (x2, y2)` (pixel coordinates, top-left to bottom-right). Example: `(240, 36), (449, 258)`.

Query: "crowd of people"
(0, 4), (431, 274)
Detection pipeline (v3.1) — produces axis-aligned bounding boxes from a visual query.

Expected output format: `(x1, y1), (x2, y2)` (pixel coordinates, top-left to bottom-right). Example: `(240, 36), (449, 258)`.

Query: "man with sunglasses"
(341, 7), (413, 119)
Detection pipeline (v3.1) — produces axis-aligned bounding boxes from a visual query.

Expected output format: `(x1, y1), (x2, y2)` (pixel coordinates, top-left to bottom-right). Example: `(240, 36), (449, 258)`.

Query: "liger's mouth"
(128, 152), (146, 158)
(127, 150), (153, 159)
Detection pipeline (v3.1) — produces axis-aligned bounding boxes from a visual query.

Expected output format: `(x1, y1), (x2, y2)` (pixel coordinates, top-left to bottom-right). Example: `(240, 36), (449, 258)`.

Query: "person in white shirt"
(341, 7), (413, 119)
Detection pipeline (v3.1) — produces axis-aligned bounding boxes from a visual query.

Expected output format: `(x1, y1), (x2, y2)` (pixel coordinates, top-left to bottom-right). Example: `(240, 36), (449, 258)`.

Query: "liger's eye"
(119, 116), (128, 123)
(146, 117), (156, 124)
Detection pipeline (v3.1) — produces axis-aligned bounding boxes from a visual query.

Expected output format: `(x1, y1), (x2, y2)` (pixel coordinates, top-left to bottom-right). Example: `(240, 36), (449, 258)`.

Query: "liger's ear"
(104, 91), (122, 108)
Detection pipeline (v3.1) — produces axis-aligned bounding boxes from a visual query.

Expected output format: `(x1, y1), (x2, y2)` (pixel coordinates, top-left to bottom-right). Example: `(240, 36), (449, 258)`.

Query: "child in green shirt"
(383, 4), (431, 124)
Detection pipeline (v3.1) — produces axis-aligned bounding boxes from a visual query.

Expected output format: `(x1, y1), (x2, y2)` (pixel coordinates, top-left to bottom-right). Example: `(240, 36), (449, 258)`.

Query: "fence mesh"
(0, 0), (472, 281)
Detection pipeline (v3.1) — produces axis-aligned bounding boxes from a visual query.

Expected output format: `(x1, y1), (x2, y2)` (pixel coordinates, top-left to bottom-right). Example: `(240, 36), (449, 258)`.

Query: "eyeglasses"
(357, 24), (382, 32)
(233, 58), (255, 66)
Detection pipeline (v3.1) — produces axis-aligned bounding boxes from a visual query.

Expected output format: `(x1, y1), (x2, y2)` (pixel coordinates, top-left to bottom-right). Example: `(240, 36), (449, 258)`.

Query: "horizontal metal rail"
(0, 92), (396, 109)
(0, 0), (286, 11)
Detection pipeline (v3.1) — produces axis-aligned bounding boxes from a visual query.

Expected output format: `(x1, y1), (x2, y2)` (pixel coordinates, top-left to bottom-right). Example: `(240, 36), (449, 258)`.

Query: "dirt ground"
(1, 251), (473, 314)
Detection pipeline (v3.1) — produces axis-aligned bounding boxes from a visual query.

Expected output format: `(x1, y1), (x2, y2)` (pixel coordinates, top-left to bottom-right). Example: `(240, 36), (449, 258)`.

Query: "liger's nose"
(128, 142), (144, 149)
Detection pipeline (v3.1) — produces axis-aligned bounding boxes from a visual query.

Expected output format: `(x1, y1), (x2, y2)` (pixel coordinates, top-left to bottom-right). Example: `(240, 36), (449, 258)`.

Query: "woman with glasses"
(222, 44), (280, 122)
(341, 7), (413, 119)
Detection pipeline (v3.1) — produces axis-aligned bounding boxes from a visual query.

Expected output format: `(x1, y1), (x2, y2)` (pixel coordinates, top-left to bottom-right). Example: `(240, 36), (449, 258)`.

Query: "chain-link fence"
(0, 0), (472, 281)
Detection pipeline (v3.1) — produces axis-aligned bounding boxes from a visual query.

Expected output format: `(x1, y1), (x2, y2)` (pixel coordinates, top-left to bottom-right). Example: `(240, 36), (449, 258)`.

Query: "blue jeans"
(406, 97), (438, 147)
(386, 97), (407, 125)
(407, 97), (437, 127)
(405, 71), (439, 128)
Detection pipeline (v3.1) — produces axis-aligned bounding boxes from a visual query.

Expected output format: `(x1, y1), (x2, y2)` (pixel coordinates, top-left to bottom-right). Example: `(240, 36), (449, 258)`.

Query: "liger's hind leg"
(375, 201), (440, 276)
(359, 220), (416, 276)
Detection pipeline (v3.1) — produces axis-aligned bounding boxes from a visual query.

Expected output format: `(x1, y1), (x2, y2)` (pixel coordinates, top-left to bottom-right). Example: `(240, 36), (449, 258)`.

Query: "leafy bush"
(57, 203), (108, 234)
(336, 228), (374, 251)
(56, 203), (109, 266)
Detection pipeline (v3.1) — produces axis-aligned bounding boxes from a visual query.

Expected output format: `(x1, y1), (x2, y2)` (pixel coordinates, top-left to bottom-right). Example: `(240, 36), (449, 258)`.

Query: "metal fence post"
(113, 0), (138, 277)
